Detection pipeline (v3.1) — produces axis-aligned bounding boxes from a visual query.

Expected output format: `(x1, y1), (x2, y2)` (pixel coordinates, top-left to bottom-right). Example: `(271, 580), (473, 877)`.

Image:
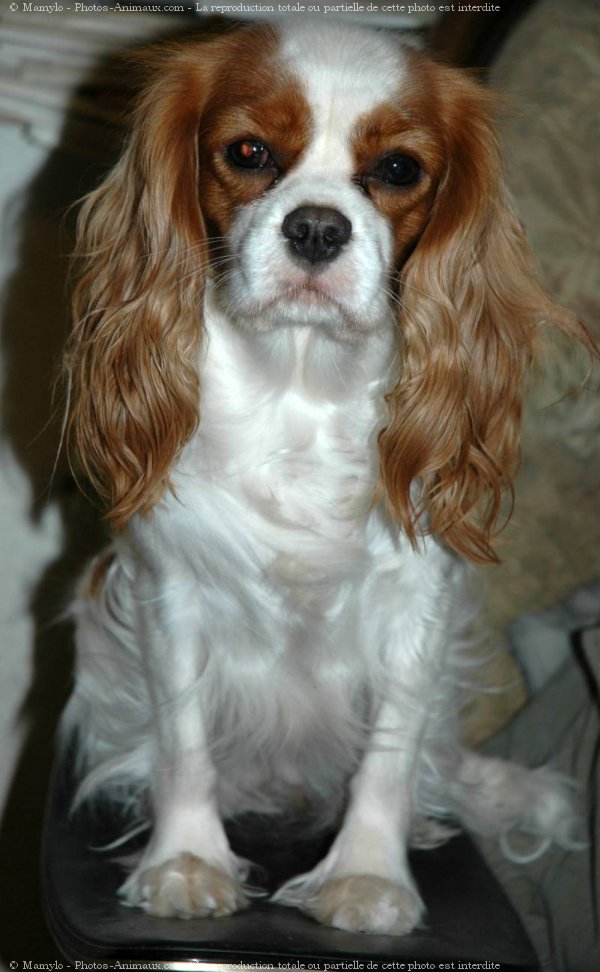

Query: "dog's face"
(196, 24), (442, 338)
(197, 26), (438, 337)
(69, 21), (582, 561)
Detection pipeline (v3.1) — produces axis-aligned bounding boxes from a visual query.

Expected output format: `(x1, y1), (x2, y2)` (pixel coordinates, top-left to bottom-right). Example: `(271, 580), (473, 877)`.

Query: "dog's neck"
(203, 278), (398, 405)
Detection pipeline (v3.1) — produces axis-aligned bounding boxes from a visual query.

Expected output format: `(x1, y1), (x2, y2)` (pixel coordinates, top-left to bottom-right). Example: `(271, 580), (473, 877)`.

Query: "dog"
(61, 19), (587, 934)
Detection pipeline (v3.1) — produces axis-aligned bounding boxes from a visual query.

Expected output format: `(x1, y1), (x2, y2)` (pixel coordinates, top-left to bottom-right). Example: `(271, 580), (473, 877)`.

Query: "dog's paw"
(305, 875), (424, 935)
(119, 852), (249, 919)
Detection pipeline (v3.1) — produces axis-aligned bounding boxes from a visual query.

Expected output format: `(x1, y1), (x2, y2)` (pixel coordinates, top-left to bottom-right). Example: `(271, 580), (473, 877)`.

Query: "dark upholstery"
(43, 762), (540, 969)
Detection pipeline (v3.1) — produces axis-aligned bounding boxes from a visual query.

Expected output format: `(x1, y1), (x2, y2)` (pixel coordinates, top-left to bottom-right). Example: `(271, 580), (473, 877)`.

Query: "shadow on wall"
(0, 139), (112, 960)
(0, 30), (153, 956)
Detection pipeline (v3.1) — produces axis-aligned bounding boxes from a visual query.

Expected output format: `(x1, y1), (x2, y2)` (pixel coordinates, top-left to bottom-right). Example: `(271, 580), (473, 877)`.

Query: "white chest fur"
(170, 298), (397, 578)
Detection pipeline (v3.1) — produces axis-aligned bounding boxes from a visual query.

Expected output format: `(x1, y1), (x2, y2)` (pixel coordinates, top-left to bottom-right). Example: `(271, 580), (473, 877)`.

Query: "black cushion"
(43, 762), (540, 969)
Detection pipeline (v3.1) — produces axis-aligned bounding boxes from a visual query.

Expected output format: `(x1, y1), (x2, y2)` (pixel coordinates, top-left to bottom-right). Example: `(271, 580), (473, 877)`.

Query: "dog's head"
(67, 21), (586, 561)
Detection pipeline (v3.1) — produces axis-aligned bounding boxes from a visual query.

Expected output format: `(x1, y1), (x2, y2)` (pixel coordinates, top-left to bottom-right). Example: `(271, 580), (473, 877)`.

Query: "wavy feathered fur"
(380, 66), (592, 562)
(66, 37), (224, 526)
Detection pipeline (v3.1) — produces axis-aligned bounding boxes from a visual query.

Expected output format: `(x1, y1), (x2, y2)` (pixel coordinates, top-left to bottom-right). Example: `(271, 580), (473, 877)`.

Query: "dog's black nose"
(282, 206), (352, 265)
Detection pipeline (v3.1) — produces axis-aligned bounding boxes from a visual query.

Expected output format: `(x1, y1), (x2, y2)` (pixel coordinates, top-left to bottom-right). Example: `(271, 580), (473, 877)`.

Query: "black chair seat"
(43, 762), (540, 969)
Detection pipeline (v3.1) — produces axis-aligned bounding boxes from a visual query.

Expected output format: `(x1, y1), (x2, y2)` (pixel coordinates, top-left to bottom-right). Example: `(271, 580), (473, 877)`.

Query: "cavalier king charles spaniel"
(61, 20), (587, 935)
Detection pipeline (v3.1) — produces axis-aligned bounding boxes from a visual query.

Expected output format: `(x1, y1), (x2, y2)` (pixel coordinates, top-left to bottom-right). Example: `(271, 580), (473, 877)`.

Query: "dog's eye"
(372, 153), (421, 188)
(227, 139), (275, 171)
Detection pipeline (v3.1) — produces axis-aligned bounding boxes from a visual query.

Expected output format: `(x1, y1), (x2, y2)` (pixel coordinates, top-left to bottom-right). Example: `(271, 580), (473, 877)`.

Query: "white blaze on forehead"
(278, 21), (407, 174)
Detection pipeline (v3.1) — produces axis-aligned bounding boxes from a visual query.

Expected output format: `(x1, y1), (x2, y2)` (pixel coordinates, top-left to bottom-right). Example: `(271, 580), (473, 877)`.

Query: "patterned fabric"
(469, 0), (600, 747)
(477, 9), (600, 964)
(492, 0), (600, 338)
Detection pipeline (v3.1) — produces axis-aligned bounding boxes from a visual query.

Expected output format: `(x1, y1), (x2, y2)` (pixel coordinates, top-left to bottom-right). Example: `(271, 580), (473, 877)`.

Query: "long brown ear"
(65, 39), (221, 529)
(379, 66), (591, 563)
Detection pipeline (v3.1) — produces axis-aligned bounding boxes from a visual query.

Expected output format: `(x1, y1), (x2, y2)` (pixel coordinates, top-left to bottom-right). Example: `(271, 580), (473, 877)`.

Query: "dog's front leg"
(276, 698), (429, 934)
(275, 550), (463, 935)
(119, 570), (248, 919)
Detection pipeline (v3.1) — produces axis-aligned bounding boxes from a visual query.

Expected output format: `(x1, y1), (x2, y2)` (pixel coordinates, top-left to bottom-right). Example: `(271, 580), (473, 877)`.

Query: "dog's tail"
(446, 750), (585, 863)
